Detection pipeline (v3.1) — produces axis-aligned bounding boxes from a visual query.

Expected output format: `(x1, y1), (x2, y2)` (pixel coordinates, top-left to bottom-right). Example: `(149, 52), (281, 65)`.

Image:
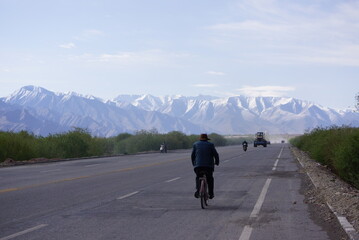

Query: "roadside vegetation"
(290, 126), (359, 189)
(0, 128), (246, 163)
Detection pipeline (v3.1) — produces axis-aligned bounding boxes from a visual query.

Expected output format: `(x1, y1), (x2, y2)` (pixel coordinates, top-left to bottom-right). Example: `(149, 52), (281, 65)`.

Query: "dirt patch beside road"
(291, 147), (359, 237)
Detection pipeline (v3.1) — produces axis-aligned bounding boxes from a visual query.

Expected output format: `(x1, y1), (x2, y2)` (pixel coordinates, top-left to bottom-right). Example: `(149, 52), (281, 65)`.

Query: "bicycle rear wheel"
(200, 179), (207, 209)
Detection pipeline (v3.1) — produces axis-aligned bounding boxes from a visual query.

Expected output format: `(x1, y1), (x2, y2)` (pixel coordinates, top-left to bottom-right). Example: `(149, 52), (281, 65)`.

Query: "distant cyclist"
(191, 133), (219, 199)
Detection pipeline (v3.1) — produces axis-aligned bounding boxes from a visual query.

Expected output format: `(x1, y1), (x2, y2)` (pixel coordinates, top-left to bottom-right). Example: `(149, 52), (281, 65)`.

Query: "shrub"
(208, 133), (227, 146)
(58, 129), (92, 158)
(0, 131), (38, 161)
(291, 126), (359, 189)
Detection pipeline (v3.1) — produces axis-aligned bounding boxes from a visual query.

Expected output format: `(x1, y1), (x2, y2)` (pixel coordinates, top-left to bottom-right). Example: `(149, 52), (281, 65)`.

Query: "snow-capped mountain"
(113, 94), (358, 134)
(0, 85), (357, 137)
(0, 86), (204, 137)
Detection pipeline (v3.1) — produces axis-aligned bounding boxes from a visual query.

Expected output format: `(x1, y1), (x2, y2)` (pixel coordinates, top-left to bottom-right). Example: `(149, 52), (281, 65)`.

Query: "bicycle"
(198, 172), (209, 209)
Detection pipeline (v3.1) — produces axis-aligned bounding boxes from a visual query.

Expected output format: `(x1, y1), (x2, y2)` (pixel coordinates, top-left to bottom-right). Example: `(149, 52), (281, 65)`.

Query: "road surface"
(0, 144), (347, 240)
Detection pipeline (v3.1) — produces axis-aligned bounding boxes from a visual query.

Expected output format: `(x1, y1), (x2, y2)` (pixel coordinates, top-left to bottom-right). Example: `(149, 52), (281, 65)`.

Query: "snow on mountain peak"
(1, 86), (358, 136)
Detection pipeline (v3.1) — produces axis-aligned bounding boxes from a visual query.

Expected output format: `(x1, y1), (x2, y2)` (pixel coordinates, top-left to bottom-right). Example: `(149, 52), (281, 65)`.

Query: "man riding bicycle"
(191, 133), (219, 199)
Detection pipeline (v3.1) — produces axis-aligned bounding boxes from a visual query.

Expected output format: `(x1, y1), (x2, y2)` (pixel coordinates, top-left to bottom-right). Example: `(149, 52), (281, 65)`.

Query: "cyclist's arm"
(191, 145), (196, 166)
(212, 146), (219, 166)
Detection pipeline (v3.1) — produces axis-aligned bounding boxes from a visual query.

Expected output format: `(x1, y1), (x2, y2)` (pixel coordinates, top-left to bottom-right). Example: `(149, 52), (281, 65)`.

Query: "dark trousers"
(194, 167), (214, 196)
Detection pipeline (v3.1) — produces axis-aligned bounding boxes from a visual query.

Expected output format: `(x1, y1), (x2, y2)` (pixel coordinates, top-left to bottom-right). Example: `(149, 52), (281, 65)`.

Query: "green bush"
(208, 133), (227, 146)
(0, 131), (39, 161)
(164, 131), (191, 150)
(333, 129), (359, 187)
(291, 126), (359, 189)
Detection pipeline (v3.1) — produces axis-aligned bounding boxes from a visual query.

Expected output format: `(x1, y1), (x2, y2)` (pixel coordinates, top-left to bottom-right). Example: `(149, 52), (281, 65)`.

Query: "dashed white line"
(0, 224), (48, 240)
(238, 225), (253, 240)
(278, 147), (284, 159)
(117, 191), (139, 200)
(238, 178), (272, 240)
(85, 164), (101, 168)
(41, 169), (61, 173)
(250, 178), (272, 218)
(272, 147), (284, 171)
(272, 159), (279, 171)
(165, 177), (181, 183)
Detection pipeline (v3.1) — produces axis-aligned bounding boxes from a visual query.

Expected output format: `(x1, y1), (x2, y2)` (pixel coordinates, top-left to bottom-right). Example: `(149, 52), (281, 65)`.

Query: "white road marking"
(272, 159), (279, 171)
(278, 147), (284, 158)
(250, 178), (272, 218)
(85, 164), (101, 167)
(0, 224), (48, 240)
(272, 147), (284, 171)
(117, 191), (139, 200)
(41, 169), (61, 173)
(238, 178), (272, 240)
(238, 225), (253, 240)
(165, 177), (181, 183)
(223, 160), (230, 163)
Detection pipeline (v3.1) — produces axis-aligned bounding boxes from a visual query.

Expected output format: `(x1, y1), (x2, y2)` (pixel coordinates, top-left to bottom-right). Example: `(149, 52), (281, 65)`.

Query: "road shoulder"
(291, 146), (359, 240)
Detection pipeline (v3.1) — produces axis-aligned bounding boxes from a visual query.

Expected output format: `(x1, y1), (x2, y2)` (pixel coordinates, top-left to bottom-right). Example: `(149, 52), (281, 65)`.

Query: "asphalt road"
(0, 144), (346, 240)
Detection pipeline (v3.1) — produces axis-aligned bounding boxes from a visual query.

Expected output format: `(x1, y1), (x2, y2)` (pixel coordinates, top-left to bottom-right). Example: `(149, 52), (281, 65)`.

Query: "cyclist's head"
(199, 133), (210, 141)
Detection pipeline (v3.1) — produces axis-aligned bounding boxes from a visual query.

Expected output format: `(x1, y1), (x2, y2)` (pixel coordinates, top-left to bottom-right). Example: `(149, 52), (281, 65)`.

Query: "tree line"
(0, 128), (248, 163)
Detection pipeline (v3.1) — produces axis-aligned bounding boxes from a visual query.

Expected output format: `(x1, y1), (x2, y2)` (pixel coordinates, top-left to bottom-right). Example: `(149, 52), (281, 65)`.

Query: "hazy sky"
(1, 0), (358, 109)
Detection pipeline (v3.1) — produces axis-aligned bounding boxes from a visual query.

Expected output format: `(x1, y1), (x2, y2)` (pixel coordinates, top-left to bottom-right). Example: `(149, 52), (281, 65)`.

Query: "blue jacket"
(191, 140), (219, 169)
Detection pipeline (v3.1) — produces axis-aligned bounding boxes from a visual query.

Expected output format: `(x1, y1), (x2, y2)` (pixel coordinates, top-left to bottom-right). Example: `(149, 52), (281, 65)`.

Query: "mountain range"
(0, 85), (358, 137)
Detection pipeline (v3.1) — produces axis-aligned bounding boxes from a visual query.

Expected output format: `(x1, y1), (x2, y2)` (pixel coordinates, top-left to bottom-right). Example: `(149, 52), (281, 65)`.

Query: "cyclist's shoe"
(194, 191), (199, 198)
(209, 194), (214, 199)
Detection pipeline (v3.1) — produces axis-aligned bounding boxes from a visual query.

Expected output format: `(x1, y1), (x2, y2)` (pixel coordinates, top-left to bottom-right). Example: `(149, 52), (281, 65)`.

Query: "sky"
(0, 0), (358, 110)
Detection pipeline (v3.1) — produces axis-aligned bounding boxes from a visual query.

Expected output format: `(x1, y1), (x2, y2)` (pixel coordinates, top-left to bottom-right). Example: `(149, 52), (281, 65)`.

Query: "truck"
(254, 132), (267, 147)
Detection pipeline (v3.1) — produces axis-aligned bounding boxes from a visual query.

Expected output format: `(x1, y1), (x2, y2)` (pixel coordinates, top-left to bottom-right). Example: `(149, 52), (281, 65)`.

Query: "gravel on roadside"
(291, 146), (359, 236)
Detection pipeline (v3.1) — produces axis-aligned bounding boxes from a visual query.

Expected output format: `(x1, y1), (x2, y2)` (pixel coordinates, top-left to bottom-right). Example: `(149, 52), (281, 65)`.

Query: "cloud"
(207, 1), (359, 66)
(0, 67), (11, 72)
(237, 85), (295, 97)
(74, 29), (104, 41)
(206, 71), (225, 76)
(193, 84), (218, 88)
(59, 43), (76, 49)
(209, 21), (286, 32)
(67, 49), (193, 67)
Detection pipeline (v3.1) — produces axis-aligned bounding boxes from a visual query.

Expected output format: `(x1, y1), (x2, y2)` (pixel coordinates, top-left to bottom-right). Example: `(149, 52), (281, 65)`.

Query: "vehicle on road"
(242, 141), (248, 151)
(160, 143), (167, 153)
(254, 132), (267, 147)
